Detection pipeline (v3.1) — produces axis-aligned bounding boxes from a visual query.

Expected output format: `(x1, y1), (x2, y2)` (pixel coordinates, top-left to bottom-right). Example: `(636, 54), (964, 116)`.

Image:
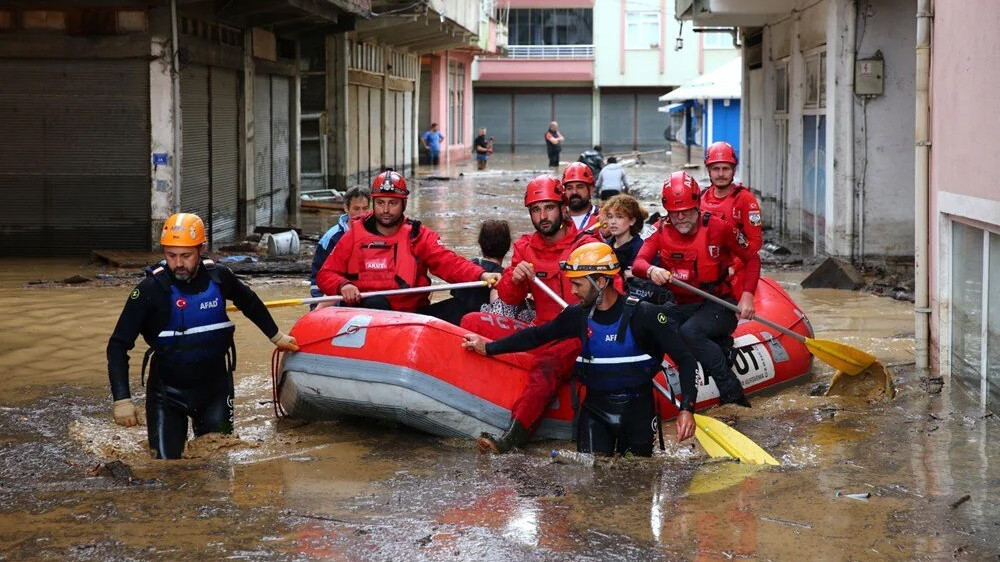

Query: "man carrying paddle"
(633, 171), (761, 407)
(107, 213), (299, 459)
(317, 171), (500, 315)
(460, 175), (601, 454)
(463, 242), (699, 454)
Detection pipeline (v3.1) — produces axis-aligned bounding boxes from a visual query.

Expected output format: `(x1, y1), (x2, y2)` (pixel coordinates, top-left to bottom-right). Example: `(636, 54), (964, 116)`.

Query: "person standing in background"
(544, 121), (565, 167)
(421, 123), (445, 166)
(473, 127), (493, 171)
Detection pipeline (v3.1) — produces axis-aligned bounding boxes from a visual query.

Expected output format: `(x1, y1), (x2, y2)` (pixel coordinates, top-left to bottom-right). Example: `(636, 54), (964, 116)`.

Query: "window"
(507, 9), (593, 45)
(625, 12), (659, 50)
(701, 30), (733, 49)
(804, 51), (827, 110)
(448, 61), (465, 145)
(775, 62), (788, 113)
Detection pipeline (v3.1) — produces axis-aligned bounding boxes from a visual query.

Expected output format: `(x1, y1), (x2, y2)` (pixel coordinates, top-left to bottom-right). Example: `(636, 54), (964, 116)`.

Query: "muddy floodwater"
(2, 154), (998, 560)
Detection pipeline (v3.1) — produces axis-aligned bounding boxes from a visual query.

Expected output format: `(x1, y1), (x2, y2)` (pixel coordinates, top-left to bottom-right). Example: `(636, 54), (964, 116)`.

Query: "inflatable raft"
(276, 277), (814, 440)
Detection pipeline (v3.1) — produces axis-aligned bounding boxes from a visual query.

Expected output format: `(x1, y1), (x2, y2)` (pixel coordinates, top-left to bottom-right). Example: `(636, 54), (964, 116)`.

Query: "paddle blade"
(693, 413), (780, 466)
(805, 337), (877, 375)
(694, 426), (732, 459)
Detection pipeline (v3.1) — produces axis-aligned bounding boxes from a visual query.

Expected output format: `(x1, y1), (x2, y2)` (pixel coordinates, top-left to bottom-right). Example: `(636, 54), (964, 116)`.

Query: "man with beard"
(317, 171), (499, 314)
(463, 242), (700, 455)
(107, 213), (299, 459)
(460, 175), (601, 454)
(561, 162), (600, 232)
(699, 141), (763, 299)
(633, 171), (761, 407)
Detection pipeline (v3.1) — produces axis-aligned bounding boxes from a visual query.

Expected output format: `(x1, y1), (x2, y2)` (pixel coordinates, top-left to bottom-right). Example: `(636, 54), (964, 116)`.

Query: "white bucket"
(265, 230), (300, 257)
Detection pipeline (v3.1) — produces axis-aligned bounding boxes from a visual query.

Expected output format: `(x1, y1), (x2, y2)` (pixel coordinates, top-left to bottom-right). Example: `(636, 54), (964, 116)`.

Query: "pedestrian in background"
(544, 121), (565, 167)
(473, 127), (493, 171)
(596, 156), (630, 202)
(421, 123), (445, 166)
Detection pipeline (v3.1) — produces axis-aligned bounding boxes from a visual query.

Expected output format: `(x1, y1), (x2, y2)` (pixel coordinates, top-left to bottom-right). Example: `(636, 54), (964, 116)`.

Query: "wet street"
(1, 154), (998, 561)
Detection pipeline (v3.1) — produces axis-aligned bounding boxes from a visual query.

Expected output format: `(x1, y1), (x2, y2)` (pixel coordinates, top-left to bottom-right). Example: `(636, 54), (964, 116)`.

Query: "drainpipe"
(170, 0), (182, 213)
(914, 0), (932, 371)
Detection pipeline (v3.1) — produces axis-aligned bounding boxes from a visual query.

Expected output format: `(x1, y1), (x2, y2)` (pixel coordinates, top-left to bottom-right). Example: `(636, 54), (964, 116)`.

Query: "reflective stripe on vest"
(576, 311), (658, 392)
(156, 279), (234, 364)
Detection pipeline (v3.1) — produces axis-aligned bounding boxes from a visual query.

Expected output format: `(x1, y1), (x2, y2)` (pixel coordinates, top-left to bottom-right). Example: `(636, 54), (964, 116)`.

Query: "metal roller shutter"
(514, 93), (550, 146)
(180, 65), (210, 232)
(636, 93), (664, 149)
(473, 92), (512, 151)
(0, 59), (149, 255)
(270, 76), (291, 225)
(254, 75), (273, 226)
(600, 93), (636, 151)
(553, 92), (592, 149)
(210, 67), (240, 243)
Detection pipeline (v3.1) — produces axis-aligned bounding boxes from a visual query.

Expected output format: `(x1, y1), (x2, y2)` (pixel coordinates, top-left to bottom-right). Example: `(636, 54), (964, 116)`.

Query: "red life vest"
(655, 213), (732, 302)
(344, 220), (423, 291)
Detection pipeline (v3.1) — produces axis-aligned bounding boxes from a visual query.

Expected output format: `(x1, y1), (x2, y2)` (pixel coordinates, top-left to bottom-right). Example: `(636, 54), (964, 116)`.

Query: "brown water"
(1, 158), (997, 560)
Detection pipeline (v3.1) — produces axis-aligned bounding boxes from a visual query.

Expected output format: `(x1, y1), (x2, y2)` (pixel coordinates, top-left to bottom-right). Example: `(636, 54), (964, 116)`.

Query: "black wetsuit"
(107, 261), (278, 459)
(485, 296), (698, 456)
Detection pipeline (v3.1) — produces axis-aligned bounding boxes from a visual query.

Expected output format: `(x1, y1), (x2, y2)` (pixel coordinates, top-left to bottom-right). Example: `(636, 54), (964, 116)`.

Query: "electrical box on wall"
(855, 56), (884, 96)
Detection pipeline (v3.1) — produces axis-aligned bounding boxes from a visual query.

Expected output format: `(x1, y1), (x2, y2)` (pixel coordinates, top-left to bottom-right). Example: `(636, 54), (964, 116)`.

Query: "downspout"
(170, 0), (182, 213)
(914, 0), (932, 371)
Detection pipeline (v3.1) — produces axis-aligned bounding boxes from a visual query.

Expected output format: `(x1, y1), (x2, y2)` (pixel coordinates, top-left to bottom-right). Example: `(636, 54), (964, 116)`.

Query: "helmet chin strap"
(584, 275), (607, 319)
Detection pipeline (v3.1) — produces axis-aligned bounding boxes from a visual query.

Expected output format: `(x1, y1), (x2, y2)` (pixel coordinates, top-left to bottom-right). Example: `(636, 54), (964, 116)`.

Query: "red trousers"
(461, 312), (581, 431)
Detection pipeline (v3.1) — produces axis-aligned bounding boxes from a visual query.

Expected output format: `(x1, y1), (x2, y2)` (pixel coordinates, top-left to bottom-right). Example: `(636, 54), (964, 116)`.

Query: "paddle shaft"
(228, 280), (488, 311)
(667, 277), (807, 344)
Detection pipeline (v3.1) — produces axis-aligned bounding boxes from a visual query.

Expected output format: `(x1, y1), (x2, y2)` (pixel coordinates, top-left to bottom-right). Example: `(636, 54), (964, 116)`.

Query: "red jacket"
(701, 183), (763, 289)
(633, 213), (760, 305)
(496, 221), (601, 324)
(317, 213), (485, 312)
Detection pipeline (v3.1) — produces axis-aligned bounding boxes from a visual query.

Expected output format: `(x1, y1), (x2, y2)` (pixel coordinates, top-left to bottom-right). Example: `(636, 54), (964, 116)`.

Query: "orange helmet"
(561, 162), (595, 186)
(704, 141), (738, 167)
(370, 170), (409, 199)
(524, 175), (565, 207)
(160, 213), (206, 247)
(560, 242), (620, 278)
(661, 171), (701, 212)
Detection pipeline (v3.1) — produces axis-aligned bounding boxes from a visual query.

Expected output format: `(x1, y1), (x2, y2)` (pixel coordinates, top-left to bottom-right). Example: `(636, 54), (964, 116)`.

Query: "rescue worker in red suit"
(699, 141), (763, 293)
(633, 171), (761, 407)
(460, 175), (601, 453)
(561, 162), (601, 232)
(317, 171), (500, 315)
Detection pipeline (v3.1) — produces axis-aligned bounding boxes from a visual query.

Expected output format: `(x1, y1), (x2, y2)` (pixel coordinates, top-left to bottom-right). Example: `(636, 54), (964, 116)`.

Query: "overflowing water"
(0, 154), (997, 560)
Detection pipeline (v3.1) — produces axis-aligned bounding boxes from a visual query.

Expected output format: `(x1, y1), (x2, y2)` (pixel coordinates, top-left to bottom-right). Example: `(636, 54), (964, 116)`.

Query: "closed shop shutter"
(254, 75), (273, 226)
(0, 58), (149, 255)
(270, 76), (291, 226)
(180, 65), (211, 234)
(635, 93), (664, 148)
(210, 67), (240, 243)
(600, 93), (636, 151)
(473, 92), (512, 150)
(514, 93), (550, 146)
(553, 92), (592, 149)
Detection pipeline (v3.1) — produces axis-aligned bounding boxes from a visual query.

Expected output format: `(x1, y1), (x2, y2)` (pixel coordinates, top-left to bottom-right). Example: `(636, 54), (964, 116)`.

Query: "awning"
(659, 56), (742, 102)
(657, 102), (687, 114)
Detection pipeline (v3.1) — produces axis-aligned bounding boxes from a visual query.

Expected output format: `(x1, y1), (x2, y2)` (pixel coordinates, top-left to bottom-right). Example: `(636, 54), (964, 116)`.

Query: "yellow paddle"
(530, 277), (779, 465)
(666, 277), (880, 377)
(226, 280), (489, 312)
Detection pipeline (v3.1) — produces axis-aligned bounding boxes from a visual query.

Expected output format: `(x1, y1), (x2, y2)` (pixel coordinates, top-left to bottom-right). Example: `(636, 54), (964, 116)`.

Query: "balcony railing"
(504, 44), (594, 59)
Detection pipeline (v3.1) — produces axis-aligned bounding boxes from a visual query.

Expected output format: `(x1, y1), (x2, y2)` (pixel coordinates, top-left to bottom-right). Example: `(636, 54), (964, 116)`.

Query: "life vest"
(150, 259), (235, 365)
(701, 184), (746, 228)
(575, 297), (658, 392)
(344, 218), (424, 291)
(656, 213), (730, 300)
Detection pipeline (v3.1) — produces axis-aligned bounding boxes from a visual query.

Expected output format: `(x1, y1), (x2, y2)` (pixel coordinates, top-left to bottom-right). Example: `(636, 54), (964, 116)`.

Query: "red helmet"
(704, 141), (738, 167)
(661, 171), (700, 212)
(561, 162), (595, 186)
(370, 170), (409, 198)
(524, 175), (565, 207)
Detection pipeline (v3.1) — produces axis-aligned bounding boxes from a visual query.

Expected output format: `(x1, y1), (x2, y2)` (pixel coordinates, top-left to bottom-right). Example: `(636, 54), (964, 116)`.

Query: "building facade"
(926, 1), (1000, 414)
(678, 0), (915, 261)
(473, 0), (737, 155)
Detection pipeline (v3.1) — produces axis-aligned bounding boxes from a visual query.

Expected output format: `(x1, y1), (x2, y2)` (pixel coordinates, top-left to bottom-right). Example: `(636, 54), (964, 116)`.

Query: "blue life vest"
(152, 260), (235, 365)
(575, 297), (658, 392)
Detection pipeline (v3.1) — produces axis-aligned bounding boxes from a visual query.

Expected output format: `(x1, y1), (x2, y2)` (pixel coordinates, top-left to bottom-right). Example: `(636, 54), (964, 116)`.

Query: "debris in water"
(760, 516), (813, 529)
(835, 491), (871, 500)
(949, 494), (971, 509)
(550, 449), (595, 467)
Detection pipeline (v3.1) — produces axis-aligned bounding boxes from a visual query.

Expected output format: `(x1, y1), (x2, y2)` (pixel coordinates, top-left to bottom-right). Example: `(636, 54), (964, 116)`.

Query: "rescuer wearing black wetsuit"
(107, 213), (298, 459)
(464, 242), (699, 455)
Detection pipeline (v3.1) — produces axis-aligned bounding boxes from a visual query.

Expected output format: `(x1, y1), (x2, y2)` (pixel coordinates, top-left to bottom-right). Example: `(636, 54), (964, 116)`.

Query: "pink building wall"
(928, 1), (1000, 359)
(428, 50), (477, 162)
(475, 59), (594, 82)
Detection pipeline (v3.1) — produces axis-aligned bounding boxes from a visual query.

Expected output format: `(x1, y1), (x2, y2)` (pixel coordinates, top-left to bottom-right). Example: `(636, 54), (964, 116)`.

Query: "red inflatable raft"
(276, 277), (814, 440)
